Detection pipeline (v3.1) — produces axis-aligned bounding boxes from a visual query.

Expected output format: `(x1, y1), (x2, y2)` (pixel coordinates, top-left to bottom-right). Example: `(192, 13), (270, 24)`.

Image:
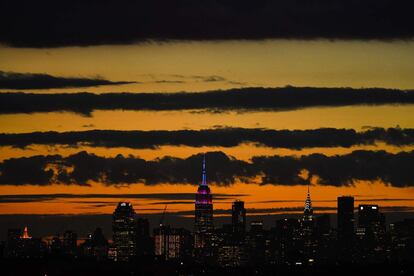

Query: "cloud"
(143, 74), (246, 85)
(256, 198), (414, 204)
(135, 206), (414, 217)
(1, 150), (414, 187)
(197, 75), (226, 82)
(166, 75), (227, 82)
(1, 127), (414, 150)
(0, 193), (247, 204)
(1, 0), (414, 47)
(0, 71), (135, 90)
(152, 80), (185, 84)
(1, 87), (414, 115)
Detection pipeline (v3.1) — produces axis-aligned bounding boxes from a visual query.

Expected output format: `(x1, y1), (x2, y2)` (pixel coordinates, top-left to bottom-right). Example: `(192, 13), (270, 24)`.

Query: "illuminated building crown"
(304, 184), (313, 216)
(21, 226), (32, 239)
(196, 154), (212, 205)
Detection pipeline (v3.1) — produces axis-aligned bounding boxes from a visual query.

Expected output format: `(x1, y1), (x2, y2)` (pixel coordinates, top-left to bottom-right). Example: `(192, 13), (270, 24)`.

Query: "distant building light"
(295, 262), (302, 265)
(372, 206), (377, 209)
(360, 206), (364, 210)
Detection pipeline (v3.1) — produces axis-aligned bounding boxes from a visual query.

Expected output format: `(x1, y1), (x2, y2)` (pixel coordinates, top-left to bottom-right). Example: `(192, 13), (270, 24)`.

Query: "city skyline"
(0, 157), (413, 273)
(1, 155), (412, 241)
(2, 174), (412, 266)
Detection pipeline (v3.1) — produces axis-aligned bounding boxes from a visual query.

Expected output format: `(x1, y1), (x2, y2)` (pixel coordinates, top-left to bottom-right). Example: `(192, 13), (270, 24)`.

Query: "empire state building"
(194, 155), (213, 250)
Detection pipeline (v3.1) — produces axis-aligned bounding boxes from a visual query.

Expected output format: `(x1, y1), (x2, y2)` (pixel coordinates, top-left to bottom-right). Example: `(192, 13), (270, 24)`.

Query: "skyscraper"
(302, 185), (315, 235)
(303, 185), (314, 222)
(232, 200), (246, 235)
(357, 204), (386, 240)
(358, 205), (380, 229)
(302, 185), (316, 261)
(112, 202), (137, 262)
(194, 155), (214, 252)
(337, 196), (355, 242)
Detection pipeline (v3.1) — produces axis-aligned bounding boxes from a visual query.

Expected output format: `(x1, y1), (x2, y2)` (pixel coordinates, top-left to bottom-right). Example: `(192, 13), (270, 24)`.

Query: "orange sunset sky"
(1, 40), (414, 219)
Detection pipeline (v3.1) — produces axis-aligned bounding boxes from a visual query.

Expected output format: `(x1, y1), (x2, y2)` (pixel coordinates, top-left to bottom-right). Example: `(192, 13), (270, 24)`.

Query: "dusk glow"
(1, 0), (414, 274)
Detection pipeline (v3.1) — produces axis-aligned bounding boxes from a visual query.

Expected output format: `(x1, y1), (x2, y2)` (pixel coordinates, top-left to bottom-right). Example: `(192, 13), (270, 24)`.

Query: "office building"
(194, 156), (214, 252)
(337, 196), (355, 242)
(112, 202), (137, 261)
(232, 200), (246, 236)
(154, 225), (192, 260)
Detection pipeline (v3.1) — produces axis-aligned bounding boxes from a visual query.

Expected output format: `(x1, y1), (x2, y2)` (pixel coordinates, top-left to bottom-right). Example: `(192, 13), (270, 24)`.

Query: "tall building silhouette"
(136, 218), (153, 256)
(337, 196), (355, 243)
(194, 155), (214, 252)
(232, 200), (246, 235)
(112, 202), (137, 261)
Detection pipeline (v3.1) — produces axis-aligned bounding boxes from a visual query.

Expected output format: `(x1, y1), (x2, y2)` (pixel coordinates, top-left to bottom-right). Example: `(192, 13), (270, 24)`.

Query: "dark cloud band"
(1, 127), (414, 149)
(0, 71), (135, 90)
(1, 87), (414, 115)
(1, 0), (413, 47)
(0, 193), (246, 204)
(0, 150), (413, 187)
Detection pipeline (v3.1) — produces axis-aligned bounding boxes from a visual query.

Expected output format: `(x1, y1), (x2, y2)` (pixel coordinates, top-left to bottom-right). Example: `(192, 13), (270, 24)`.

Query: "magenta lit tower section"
(194, 155), (213, 251)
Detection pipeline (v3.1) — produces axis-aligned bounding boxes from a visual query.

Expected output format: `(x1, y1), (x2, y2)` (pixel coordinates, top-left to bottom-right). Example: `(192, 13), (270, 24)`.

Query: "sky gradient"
(1, 0), (414, 237)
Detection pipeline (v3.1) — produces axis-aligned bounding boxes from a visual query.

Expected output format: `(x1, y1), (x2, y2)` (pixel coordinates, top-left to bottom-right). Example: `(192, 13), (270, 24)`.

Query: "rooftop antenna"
(201, 154), (207, 186)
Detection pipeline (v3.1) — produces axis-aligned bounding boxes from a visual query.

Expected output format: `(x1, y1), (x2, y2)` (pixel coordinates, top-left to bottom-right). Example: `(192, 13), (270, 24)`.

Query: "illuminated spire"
(21, 226), (32, 239)
(304, 184), (313, 215)
(201, 154), (207, 186)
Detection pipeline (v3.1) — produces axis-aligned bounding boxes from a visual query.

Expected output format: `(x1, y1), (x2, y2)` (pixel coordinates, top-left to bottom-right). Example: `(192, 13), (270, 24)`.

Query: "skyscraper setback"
(194, 155), (214, 253)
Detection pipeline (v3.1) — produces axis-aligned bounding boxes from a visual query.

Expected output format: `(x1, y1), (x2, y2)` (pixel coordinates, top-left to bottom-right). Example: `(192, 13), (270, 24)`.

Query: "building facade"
(154, 225), (191, 260)
(112, 202), (137, 261)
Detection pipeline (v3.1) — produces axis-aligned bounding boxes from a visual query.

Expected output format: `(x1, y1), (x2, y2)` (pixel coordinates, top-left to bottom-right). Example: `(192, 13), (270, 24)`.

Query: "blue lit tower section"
(194, 155), (213, 249)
